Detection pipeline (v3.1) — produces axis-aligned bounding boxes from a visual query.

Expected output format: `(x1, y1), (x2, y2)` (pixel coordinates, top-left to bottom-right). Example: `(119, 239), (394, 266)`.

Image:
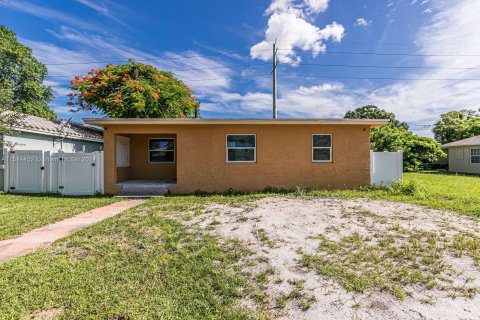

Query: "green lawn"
(0, 197), (262, 319)
(404, 172), (480, 214)
(0, 194), (119, 240)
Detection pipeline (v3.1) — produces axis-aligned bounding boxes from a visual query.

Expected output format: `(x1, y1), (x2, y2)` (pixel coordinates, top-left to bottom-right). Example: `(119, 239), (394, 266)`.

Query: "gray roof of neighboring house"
(4, 111), (103, 143)
(441, 135), (480, 149)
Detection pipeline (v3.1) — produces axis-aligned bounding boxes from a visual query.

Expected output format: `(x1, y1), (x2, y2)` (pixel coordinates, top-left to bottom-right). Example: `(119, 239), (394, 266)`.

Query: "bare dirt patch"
(183, 197), (480, 320)
(31, 307), (64, 319)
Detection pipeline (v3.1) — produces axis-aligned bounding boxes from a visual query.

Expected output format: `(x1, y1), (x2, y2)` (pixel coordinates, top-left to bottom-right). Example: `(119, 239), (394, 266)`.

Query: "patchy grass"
(0, 197), (263, 319)
(0, 194), (119, 240)
(189, 172), (480, 217)
(252, 228), (277, 248)
(276, 279), (316, 311)
(307, 172), (480, 218)
(301, 226), (479, 301)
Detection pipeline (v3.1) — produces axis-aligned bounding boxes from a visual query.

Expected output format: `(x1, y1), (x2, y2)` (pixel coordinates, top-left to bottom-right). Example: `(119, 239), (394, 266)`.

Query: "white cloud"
(204, 81), (356, 118)
(265, 0), (294, 15)
(76, 0), (110, 16)
(21, 38), (101, 99)
(304, 0), (329, 14)
(75, 0), (127, 25)
(422, 8), (432, 14)
(3, 1), (103, 32)
(354, 18), (372, 27)
(251, 0), (344, 66)
(265, 0), (329, 15)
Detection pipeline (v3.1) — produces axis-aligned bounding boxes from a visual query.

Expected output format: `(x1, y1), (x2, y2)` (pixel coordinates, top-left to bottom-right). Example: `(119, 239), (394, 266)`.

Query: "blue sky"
(1, 0), (479, 136)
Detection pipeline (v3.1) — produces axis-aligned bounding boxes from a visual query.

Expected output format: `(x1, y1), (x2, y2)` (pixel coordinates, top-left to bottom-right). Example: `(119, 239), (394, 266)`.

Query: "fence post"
(94, 151), (101, 193)
(370, 150), (375, 184)
(100, 151), (104, 193)
(44, 151), (50, 193)
(397, 151), (404, 181)
(94, 151), (104, 194)
(3, 148), (8, 193)
(58, 150), (64, 195)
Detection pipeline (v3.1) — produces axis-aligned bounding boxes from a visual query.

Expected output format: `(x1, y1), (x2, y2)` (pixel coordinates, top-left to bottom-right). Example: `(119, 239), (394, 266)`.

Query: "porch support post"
(103, 129), (117, 194)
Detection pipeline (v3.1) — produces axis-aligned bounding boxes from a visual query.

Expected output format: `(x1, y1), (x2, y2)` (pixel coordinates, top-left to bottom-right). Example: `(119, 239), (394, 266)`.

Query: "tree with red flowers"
(68, 60), (200, 118)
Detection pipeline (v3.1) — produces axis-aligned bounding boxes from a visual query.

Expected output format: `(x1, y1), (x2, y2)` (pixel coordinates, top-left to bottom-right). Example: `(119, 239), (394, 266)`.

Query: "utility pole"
(272, 39), (278, 119)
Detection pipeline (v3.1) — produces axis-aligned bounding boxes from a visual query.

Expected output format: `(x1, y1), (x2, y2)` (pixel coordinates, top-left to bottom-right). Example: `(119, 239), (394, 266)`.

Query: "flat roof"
(83, 118), (389, 127)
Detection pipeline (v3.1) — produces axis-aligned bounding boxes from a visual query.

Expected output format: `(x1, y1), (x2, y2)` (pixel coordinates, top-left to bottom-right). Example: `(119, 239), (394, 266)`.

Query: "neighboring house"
(441, 135), (480, 174)
(1, 112), (104, 190)
(2, 112), (103, 153)
(84, 118), (388, 195)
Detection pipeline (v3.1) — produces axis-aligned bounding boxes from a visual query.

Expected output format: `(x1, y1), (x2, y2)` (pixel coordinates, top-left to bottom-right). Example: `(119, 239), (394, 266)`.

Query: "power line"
(43, 49), (270, 66)
(183, 73), (480, 82)
(44, 62), (270, 78)
(44, 61), (480, 78)
(277, 74), (480, 81)
(292, 63), (480, 70)
(43, 73), (480, 82)
(279, 48), (480, 57)
(41, 48), (480, 67)
(184, 73), (271, 82)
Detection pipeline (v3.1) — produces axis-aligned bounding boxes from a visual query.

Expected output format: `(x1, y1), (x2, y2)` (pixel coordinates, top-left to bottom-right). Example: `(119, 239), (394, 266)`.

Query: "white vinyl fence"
(371, 151), (403, 185)
(3, 149), (104, 196)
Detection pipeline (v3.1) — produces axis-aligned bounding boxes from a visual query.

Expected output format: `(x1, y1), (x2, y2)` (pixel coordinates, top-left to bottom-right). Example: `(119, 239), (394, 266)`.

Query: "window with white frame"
(312, 134), (332, 162)
(226, 134), (256, 162)
(471, 148), (480, 164)
(149, 138), (175, 163)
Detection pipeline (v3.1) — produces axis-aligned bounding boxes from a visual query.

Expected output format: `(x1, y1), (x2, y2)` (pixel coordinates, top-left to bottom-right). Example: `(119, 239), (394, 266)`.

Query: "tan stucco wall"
(448, 146), (480, 174)
(103, 124), (372, 194)
(116, 167), (130, 182)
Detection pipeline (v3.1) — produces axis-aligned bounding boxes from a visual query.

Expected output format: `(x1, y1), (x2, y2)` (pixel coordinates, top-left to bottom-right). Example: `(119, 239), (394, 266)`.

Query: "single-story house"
(84, 118), (389, 195)
(1, 112), (104, 153)
(441, 135), (480, 174)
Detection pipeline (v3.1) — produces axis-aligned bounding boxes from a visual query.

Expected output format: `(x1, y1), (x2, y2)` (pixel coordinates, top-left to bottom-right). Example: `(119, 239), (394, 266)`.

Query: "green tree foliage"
(433, 109), (480, 144)
(371, 126), (445, 171)
(0, 25), (55, 120)
(344, 105), (409, 129)
(69, 60), (200, 118)
(345, 105), (444, 171)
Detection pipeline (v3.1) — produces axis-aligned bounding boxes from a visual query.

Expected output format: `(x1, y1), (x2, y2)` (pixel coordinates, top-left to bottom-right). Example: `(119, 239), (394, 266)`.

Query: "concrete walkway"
(0, 200), (145, 263)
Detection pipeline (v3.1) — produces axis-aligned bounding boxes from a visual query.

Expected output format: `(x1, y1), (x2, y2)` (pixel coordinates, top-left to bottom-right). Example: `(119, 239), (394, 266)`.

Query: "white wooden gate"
(371, 151), (403, 185)
(3, 149), (104, 195)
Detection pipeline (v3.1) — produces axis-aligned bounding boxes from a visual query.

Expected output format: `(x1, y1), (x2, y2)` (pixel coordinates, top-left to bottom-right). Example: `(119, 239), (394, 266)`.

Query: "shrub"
(387, 179), (428, 198)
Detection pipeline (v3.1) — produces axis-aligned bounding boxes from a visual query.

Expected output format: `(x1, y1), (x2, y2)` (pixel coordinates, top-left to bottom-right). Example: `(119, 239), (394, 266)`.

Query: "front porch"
(116, 180), (177, 196)
(114, 133), (178, 195)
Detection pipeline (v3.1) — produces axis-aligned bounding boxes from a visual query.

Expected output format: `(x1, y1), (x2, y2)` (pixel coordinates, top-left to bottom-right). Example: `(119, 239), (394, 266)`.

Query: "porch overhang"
(84, 118), (389, 128)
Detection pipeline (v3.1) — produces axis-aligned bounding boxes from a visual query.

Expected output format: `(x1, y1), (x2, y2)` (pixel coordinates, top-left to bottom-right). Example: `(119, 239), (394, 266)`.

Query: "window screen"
(226, 135), (256, 162)
(312, 134), (332, 162)
(149, 138), (175, 163)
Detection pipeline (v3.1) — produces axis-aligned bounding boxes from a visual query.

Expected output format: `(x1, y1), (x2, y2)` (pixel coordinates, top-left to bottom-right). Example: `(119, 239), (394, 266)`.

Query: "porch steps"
(116, 180), (176, 196)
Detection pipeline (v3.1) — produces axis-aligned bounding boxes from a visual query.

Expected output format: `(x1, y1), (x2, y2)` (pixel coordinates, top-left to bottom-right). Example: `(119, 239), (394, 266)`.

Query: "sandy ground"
(184, 197), (480, 320)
